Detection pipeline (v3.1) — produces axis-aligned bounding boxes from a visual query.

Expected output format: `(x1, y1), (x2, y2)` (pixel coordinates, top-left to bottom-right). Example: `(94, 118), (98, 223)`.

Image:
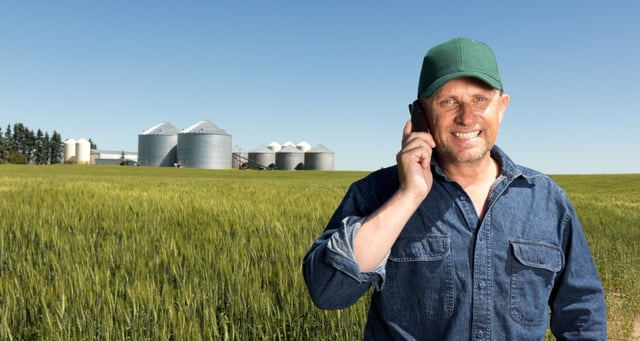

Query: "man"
(302, 37), (607, 340)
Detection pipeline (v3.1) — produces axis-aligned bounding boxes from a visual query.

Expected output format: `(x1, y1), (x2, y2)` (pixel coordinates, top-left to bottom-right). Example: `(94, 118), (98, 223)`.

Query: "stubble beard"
(435, 142), (492, 165)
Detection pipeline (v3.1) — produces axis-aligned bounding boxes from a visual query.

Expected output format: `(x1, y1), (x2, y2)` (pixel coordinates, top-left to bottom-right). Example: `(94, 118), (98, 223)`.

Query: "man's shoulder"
(494, 146), (554, 184)
(352, 165), (400, 193)
(511, 163), (568, 196)
(366, 165), (399, 179)
(514, 163), (547, 179)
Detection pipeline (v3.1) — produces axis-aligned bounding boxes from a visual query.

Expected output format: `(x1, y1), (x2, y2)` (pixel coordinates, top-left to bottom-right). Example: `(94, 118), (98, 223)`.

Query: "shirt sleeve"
(326, 216), (389, 286)
(302, 215), (388, 310)
(549, 202), (607, 340)
(302, 168), (397, 310)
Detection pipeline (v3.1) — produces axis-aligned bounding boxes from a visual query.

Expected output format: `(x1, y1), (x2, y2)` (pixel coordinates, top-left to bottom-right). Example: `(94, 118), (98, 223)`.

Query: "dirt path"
(609, 313), (640, 340)
(607, 292), (640, 340)
(631, 314), (640, 340)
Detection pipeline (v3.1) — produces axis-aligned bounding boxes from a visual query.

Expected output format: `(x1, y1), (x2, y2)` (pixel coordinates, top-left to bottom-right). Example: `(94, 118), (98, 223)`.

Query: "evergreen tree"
(25, 127), (36, 163)
(35, 129), (46, 164)
(5, 125), (14, 155)
(0, 127), (5, 163)
(49, 131), (63, 164)
(43, 132), (51, 164)
(12, 123), (24, 155)
(0, 123), (66, 164)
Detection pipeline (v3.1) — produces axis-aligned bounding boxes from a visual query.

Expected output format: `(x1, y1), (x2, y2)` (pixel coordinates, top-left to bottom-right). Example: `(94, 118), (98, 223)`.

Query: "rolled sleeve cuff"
(326, 216), (388, 290)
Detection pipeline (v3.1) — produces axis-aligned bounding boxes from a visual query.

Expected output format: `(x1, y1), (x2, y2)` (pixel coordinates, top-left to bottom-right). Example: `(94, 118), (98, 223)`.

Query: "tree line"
(0, 123), (64, 165)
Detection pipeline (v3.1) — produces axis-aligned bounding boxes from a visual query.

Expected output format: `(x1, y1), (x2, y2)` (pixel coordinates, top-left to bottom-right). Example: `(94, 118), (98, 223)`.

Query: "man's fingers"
(401, 120), (412, 147)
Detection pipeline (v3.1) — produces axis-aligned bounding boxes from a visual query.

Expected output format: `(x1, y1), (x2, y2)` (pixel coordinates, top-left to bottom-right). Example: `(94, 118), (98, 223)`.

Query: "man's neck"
(440, 154), (500, 217)
(441, 154), (500, 187)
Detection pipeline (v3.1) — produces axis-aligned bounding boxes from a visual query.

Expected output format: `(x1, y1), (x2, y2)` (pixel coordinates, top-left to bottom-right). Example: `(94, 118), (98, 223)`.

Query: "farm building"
(304, 144), (335, 170)
(138, 122), (179, 166)
(246, 145), (276, 170)
(133, 120), (335, 170)
(177, 120), (232, 169)
(276, 145), (304, 170)
(91, 150), (139, 165)
(65, 138), (137, 165)
(63, 138), (91, 165)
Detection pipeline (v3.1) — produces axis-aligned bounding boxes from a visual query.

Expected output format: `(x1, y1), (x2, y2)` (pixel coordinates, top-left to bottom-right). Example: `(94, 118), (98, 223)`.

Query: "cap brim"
(420, 72), (502, 99)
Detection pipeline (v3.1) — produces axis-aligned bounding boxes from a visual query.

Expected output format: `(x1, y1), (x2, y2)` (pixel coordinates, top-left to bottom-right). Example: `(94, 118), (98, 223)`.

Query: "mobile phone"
(409, 99), (429, 132)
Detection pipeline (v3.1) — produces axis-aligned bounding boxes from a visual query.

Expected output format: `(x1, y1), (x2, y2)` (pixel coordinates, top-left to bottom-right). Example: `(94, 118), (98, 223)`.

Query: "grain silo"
(75, 138), (91, 165)
(248, 145), (276, 170)
(267, 141), (282, 152)
(276, 145), (304, 170)
(304, 144), (335, 170)
(64, 138), (76, 164)
(138, 122), (178, 166)
(177, 120), (232, 169)
(296, 140), (311, 152)
(281, 141), (296, 149)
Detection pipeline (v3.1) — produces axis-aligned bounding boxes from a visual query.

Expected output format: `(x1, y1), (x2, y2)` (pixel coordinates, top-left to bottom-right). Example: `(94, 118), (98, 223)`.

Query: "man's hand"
(396, 120), (436, 199)
(353, 120), (437, 272)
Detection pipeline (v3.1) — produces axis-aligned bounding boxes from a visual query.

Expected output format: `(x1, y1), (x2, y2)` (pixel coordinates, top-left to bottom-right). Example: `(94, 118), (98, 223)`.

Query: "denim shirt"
(302, 146), (607, 340)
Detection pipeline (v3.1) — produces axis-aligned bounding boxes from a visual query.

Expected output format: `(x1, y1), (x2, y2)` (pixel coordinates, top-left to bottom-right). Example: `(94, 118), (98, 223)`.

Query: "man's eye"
(442, 99), (456, 106)
(473, 96), (486, 103)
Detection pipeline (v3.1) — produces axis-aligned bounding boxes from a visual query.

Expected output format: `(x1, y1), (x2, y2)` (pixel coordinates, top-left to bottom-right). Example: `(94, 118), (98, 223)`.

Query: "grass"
(0, 165), (638, 339)
(551, 174), (640, 339)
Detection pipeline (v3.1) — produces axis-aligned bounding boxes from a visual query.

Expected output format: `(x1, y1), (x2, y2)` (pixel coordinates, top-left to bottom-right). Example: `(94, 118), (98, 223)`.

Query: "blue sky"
(1, 1), (639, 174)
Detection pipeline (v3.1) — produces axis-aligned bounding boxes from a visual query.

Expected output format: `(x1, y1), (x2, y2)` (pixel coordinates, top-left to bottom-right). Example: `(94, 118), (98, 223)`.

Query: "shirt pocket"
(381, 234), (454, 320)
(509, 239), (564, 326)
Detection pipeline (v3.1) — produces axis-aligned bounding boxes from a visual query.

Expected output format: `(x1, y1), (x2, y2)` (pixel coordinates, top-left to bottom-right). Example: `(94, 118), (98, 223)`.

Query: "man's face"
(422, 77), (510, 165)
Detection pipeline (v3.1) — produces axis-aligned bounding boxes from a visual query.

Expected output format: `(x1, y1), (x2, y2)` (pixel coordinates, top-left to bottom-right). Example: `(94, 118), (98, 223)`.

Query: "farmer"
(302, 37), (607, 340)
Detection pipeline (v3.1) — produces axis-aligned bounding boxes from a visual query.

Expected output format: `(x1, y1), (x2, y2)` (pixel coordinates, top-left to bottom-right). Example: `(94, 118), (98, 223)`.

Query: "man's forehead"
(434, 77), (498, 96)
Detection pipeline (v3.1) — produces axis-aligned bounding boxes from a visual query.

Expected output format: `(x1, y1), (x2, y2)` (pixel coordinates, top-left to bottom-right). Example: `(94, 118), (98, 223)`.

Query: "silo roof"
(278, 145), (303, 153)
(141, 122), (179, 135)
(267, 141), (282, 152)
(182, 120), (230, 135)
(251, 145), (275, 153)
(307, 144), (334, 153)
(297, 140), (311, 152)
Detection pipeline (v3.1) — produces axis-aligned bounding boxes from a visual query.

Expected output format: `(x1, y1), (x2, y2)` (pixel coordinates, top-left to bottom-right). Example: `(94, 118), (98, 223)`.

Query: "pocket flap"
(390, 234), (450, 262)
(511, 240), (563, 272)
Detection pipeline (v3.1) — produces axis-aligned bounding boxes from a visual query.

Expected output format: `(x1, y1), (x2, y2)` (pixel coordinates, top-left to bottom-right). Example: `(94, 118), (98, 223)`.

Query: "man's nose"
(455, 102), (476, 125)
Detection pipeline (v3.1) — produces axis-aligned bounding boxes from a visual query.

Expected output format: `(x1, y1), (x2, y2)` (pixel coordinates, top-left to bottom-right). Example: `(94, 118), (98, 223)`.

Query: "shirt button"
(476, 330), (484, 339)
(478, 281), (486, 289)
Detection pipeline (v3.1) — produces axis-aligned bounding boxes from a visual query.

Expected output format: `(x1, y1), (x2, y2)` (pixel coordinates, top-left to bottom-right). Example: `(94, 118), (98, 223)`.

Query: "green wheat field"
(1, 165), (638, 340)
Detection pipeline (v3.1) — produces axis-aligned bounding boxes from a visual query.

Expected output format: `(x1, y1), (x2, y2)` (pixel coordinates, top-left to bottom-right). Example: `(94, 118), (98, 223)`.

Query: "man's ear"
(498, 94), (510, 123)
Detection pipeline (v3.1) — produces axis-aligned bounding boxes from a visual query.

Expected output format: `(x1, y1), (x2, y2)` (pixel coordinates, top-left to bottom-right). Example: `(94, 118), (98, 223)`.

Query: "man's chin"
(437, 146), (490, 164)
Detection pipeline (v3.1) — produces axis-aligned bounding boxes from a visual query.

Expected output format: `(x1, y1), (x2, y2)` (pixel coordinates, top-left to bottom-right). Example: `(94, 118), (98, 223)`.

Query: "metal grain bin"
(296, 140), (311, 152)
(304, 144), (335, 170)
(75, 138), (91, 165)
(177, 120), (232, 169)
(267, 141), (282, 152)
(138, 122), (179, 166)
(248, 145), (276, 170)
(275, 145), (304, 170)
(64, 138), (76, 164)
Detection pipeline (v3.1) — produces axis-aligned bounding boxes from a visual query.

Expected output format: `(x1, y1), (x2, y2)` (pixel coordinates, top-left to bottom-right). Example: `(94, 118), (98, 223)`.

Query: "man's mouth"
(453, 131), (481, 140)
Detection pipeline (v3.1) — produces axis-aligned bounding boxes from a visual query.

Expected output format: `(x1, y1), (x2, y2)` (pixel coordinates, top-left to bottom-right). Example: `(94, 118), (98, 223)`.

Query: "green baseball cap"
(417, 37), (503, 99)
